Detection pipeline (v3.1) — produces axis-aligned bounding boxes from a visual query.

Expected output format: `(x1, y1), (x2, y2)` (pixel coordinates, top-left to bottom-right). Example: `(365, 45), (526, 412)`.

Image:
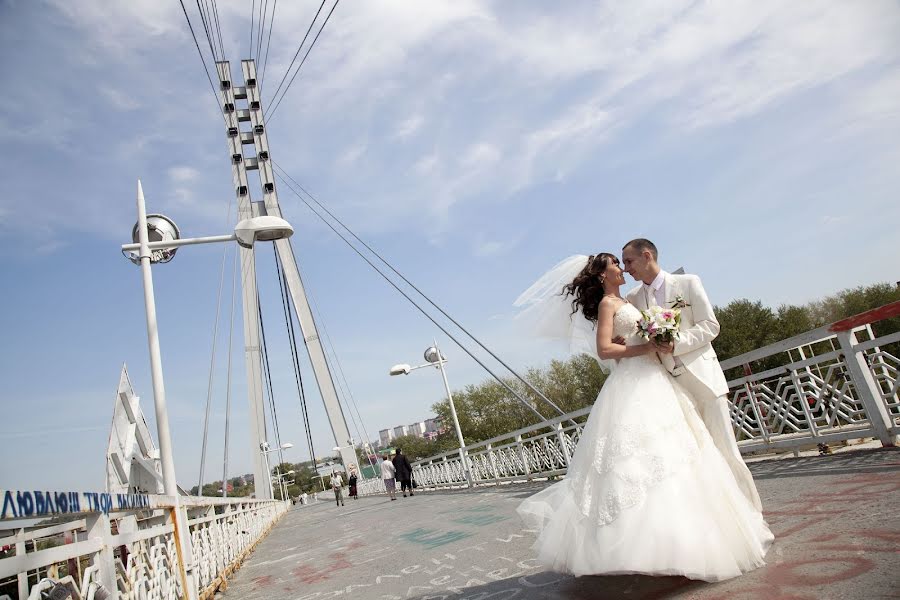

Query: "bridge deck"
(220, 448), (899, 600)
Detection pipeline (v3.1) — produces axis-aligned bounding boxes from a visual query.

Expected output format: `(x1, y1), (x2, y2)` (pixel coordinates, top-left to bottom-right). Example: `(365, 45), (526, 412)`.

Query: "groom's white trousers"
(675, 369), (763, 511)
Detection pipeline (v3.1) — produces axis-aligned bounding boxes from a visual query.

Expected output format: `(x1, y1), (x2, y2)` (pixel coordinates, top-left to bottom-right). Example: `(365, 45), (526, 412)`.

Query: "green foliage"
(390, 434), (437, 462)
(419, 282), (899, 456)
(428, 353), (606, 450)
(714, 282), (900, 379)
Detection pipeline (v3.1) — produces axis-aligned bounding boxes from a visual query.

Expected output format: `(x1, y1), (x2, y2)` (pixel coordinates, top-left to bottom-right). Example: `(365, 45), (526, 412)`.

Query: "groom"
(622, 238), (762, 510)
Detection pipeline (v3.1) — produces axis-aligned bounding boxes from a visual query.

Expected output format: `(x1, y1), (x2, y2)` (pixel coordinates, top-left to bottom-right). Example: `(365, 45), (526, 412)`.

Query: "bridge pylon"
(215, 59), (357, 498)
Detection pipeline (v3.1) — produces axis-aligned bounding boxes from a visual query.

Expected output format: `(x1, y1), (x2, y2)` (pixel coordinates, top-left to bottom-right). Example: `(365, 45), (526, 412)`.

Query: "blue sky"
(1, 0), (898, 492)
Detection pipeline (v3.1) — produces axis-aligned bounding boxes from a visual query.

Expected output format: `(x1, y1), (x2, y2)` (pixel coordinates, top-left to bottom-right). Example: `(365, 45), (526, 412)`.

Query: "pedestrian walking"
(392, 448), (414, 497)
(380, 454), (397, 501)
(348, 466), (359, 500)
(330, 471), (345, 507)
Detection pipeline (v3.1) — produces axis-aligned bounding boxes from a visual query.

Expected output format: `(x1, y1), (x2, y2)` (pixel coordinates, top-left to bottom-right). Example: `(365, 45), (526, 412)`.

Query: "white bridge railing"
(0, 491), (287, 600)
(358, 301), (900, 495)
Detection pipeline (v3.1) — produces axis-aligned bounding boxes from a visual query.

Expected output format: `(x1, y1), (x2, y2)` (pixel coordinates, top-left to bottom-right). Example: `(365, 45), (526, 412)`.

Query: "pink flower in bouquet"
(662, 311), (674, 320)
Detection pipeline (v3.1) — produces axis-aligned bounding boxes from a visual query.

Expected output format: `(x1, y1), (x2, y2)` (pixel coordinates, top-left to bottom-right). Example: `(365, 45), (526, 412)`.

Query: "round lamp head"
(130, 214), (181, 264)
(424, 346), (444, 363)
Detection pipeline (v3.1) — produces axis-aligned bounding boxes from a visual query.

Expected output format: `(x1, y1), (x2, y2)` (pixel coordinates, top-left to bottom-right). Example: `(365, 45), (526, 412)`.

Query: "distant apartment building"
(379, 417), (446, 447)
(407, 422), (426, 437)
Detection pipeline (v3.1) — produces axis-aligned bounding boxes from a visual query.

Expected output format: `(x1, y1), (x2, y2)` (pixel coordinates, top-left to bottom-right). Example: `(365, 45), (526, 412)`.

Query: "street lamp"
(261, 441), (294, 500)
(120, 182), (292, 599)
(272, 469), (295, 501)
(389, 341), (473, 488)
(121, 180), (294, 500)
(332, 441), (359, 476)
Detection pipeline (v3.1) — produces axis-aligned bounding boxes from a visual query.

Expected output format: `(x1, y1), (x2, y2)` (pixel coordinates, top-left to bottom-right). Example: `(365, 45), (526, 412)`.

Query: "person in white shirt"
(330, 471), (345, 507)
(380, 454), (397, 501)
(622, 238), (762, 510)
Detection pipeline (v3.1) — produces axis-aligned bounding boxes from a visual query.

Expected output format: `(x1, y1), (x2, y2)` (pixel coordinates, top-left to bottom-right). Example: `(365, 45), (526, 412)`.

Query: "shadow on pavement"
(409, 570), (713, 600)
(748, 446), (899, 480)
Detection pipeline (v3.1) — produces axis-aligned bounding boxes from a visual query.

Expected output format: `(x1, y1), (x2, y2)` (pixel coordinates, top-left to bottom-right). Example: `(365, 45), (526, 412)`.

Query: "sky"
(1, 0), (898, 493)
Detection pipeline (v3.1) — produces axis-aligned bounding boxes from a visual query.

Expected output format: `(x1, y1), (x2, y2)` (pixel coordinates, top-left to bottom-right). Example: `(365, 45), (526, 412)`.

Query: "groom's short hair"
(623, 238), (658, 260)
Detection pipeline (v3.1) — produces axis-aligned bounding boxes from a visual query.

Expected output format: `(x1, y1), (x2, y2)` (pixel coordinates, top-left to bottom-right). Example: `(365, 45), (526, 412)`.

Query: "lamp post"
(332, 441), (357, 477)
(122, 179), (294, 503)
(272, 470), (295, 500)
(261, 441), (294, 500)
(389, 342), (472, 488)
(123, 181), (296, 598)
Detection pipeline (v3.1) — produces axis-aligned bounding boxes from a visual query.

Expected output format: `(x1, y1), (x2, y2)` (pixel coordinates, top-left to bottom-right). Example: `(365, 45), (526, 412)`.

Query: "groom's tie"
(644, 284), (658, 308)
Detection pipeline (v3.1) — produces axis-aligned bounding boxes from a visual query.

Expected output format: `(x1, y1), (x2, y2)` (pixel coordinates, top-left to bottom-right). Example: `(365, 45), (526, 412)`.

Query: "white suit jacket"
(626, 272), (729, 398)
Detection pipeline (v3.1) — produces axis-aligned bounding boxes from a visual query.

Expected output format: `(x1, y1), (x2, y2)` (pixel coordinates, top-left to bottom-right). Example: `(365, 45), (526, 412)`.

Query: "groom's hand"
(654, 340), (675, 354)
(612, 336), (625, 345)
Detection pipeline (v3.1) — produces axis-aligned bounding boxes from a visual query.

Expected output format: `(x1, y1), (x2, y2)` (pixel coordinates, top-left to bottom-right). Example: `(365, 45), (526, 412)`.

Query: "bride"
(515, 253), (773, 581)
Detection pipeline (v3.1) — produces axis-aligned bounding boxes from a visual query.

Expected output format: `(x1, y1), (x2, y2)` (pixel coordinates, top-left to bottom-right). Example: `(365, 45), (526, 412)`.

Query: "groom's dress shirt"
(644, 270), (685, 372)
(644, 271), (668, 307)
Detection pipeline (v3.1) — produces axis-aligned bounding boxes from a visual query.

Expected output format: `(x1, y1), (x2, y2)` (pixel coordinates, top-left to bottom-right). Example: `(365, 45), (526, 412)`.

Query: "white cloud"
(472, 236), (519, 258)
(414, 153), (439, 175)
(393, 114), (424, 139)
(168, 166), (200, 183)
(99, 86), (141, 111)
(460, 142), (501, 170)
(337, 142), (367, 166)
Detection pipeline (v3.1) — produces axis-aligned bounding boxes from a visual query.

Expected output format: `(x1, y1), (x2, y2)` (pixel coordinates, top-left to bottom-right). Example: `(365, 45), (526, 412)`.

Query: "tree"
(390, 434), (436, 462)
(713, 299), (778, 362)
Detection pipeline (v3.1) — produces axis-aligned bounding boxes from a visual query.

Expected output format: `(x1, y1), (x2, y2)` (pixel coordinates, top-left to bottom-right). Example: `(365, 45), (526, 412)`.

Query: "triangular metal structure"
(105, 364), (165, 496)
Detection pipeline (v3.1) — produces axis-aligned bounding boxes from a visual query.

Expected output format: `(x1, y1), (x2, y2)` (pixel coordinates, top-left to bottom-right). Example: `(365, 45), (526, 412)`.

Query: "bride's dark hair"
(562, 253), (617, 323)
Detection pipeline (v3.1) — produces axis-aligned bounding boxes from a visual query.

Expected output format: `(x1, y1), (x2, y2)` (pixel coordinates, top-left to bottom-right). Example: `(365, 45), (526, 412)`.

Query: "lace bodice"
(613, 302), (645, 346)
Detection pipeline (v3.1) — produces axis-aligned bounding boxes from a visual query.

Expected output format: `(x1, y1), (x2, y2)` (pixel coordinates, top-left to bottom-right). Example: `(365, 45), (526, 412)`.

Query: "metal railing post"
(556, 423), (572, 466)
(837, 331), (898, 446)
(516, 434), (532, 480)
(487, 444), (499, 482)
(84, 513), (120, 599)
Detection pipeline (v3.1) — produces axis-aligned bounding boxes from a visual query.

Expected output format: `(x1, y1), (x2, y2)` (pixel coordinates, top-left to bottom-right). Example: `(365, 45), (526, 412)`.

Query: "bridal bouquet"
(637, 306), (681, 344)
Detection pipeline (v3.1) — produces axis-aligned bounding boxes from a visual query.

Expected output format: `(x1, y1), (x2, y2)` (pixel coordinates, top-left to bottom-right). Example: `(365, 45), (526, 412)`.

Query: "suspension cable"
(273, 169), (553, 424)
(197, 199), (235, 495)
(249, 0), (256, 59)
(178, 0), (222, 112)
(264, 0), (336, 123)
(258, 287), (286, 476)
(209, 0), (227, 60)
(272, 163), (573, 422)
(222, 248), (238, 497)
(255, 0), (269, 68)
(307, 289), (378, 477)
(259, 0), (278, 96)
(194, 0), (220, 63)
(274, 247), (319, 478)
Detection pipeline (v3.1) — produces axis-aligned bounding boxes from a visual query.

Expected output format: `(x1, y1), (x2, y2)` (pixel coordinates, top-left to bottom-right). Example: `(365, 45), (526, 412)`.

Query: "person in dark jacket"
(392, 448), (414, 497)
(348, 466), (359, 500)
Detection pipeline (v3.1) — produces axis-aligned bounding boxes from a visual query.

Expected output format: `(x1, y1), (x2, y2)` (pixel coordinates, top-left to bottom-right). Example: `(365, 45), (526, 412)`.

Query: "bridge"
(2, 302), (898, 599)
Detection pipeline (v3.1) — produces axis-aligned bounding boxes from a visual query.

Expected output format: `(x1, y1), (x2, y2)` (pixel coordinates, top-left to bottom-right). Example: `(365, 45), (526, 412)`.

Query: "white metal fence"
(358, 303), (900, 495)
(0, 491), (287, 600)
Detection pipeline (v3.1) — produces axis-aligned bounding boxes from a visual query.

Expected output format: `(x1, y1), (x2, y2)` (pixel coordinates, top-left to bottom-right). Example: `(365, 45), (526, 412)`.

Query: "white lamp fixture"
(234, 215), (293, 248)
(128, 213), (181, 264)
(389, 364), (412, 376)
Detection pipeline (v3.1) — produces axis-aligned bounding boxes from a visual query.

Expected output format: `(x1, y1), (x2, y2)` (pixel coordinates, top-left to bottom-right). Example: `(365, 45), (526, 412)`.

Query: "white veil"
(513, 255), (616, 373)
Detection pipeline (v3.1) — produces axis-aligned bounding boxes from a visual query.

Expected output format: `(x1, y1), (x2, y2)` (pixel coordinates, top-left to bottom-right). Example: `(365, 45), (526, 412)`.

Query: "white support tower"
(215, 59), (358, 490)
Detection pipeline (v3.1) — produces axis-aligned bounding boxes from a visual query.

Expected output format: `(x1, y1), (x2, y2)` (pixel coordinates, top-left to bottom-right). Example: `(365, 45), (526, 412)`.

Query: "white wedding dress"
(517, 303), (774, 581)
